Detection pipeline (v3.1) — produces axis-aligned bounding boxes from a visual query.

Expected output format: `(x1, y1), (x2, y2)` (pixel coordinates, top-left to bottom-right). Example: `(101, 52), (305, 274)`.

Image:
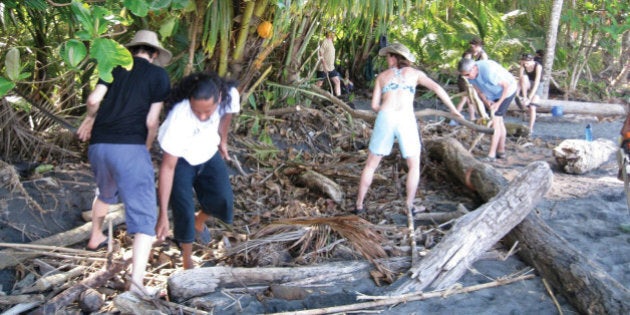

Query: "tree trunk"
(542, 0), (564, 99)
(552, 138), (618, 174)
(424, 137), (630, 314)
(392, 160), (552, 294)
(167, 258), (411, 302)
(508, 99), (626, 116)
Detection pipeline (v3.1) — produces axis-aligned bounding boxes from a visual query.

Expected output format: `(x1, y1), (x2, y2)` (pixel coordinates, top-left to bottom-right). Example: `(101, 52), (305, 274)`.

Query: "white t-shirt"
(158, 87), (240, 165)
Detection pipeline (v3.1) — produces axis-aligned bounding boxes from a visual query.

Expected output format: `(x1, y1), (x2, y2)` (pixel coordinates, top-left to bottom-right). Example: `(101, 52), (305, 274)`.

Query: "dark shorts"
(493, 92), (516, 117)
(88, 144), (157, 236)
(317, 70), (340, 80)
(170, 153), (234, 243)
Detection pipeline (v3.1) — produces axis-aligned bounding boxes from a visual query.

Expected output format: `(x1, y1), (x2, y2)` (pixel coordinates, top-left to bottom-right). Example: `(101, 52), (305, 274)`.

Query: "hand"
(219, 142), (230, 161)
(155, 216), (171, 242)
(77, 116), (95, 142)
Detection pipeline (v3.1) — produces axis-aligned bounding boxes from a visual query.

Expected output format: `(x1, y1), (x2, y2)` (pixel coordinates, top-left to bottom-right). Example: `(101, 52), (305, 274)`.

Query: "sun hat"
(378, 43), (416, 63)
(125, 30), (172, 66)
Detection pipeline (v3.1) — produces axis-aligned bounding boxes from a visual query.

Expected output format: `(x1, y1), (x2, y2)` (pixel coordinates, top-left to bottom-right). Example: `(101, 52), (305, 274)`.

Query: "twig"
(542, 277), (564, 315)
(267, 274), (534, 315)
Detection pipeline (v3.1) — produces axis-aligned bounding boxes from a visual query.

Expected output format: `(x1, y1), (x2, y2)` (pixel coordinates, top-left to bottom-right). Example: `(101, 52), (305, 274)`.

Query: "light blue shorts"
(369, 110), (421, 158)
(88, 144), (157, 236)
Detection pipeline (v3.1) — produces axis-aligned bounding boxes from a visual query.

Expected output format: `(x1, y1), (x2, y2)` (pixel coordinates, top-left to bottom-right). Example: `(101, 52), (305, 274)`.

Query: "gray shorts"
(88, 143), (157, 236)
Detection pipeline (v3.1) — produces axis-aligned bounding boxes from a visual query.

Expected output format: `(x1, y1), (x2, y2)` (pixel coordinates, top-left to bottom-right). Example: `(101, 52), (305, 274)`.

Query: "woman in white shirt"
(156, 72), (239, 269)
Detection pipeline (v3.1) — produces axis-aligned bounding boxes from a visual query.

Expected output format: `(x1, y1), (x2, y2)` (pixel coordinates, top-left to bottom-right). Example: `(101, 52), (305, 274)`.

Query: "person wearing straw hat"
(77, 29), (171, 296)
(354, 43), (463, 217)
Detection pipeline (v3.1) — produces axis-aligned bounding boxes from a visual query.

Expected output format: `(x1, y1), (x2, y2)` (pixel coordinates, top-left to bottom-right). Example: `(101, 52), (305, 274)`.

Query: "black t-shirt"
(90, 57), (170, 144)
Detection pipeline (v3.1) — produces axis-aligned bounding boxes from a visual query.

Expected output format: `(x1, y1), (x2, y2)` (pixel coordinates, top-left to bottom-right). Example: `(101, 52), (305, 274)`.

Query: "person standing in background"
(465, 37), (489, 61)
(316, 30), (342, 97)
(77, 30), (171, 295)
(355, 43), (463, 217)
(518, 53), (543, 134)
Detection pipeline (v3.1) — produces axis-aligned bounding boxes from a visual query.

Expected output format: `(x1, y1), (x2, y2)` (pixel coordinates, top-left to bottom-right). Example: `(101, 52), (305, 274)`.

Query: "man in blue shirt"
(458, 58), (517, 162)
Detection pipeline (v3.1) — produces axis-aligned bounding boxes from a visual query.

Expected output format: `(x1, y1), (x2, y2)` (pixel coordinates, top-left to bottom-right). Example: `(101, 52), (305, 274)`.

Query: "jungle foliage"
(0, 0), (628, 162)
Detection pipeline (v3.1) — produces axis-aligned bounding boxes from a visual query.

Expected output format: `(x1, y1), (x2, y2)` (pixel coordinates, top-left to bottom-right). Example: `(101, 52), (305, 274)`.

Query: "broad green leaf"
(92, 6), (112, 35)
(5, 48), (20, 81)
(124, 0), (149, 17)
(76, 30), (92, 41)
(90, 38), (133, 83)
(60, 39), (87, 68)
(171, 0), (192, 10)
(0, 77), (15, 97)
(159, 17), (177, 38)
(71, 0), (96, 36)
(149, 0), (171, 11)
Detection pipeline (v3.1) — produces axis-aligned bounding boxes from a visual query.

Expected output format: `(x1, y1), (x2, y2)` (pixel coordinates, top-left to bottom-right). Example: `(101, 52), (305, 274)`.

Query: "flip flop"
(86, 237), (109, 251)
(194, 225), (211, 245)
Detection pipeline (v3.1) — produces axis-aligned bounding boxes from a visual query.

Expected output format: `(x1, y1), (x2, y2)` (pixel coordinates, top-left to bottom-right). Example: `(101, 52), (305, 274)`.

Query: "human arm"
(370, 75), (382, 112)
(218, 113), (233, 160)
(418, 72), (464, 119)
(77, 84), (108, 142)
(156, 152), (178, 242)
(527, 64), (543, 101)
(479, 50), (489, 60)
(145, 101), (163, 149)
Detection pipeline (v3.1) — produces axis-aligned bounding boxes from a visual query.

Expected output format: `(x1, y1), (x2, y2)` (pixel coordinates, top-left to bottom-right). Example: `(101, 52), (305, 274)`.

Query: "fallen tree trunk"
(0, 206), (124, 269)
(552, 138), (618, 174)
(425, 137), (630, 314)
(168, 258), (411, 303)
(393, 160), (552, 294)
(508, 99), (626, 116)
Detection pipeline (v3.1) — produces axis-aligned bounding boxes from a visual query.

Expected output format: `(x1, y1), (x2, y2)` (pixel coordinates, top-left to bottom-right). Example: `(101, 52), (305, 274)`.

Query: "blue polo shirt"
(467, 60), (517, 101)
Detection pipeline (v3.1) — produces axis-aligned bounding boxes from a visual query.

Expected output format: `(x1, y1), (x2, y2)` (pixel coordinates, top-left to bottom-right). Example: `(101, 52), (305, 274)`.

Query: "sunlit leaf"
(0, 77), (15, 97)
(159, 17), (177, 38)
(60, 39), (87, 68)
(90, 38), (133, 82)
(5, 48), (20, 81)
(149, 0), (171, 11)
(124, 0), (149, 17)
(71, 0), (95, 36)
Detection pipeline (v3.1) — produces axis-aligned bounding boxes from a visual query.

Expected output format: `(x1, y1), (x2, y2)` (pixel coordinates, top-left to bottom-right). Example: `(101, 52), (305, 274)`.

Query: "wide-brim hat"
(378, 43), (416, 63)
(125, 30), (172, 67)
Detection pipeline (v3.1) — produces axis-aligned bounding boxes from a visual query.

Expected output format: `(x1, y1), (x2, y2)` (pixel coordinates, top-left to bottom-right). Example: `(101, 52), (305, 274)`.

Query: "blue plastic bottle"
(585, 124), (593, 142)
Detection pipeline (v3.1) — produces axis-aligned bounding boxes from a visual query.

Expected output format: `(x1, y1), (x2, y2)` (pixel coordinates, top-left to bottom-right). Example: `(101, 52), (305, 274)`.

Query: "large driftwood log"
(552, 138), (618, 174)
(426, 137), (630, 314)
(168, 258), (411, 302)
(393, 161), (552, 294)
(508, 99), (626, 116)
(0, 205), (124, 269)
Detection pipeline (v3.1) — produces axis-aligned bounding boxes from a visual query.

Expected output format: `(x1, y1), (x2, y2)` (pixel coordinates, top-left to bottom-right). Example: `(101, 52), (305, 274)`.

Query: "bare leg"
(356, 153), (383, 210)
(488, 116), (503, 157)
(405, 155), (420, 209)
(528, 95), (539, 132)
(332, 76), (342, 96)
(129, 232), (154, 294)
(86, 197), (109, 249)
(180, 242), (194, 269)
(496, 116), (507, 154)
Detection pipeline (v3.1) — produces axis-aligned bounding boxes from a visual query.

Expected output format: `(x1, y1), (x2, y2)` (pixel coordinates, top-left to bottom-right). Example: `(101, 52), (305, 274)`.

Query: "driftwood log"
(0, 205), (124, 269)
(298, 169), (344, 204)
(508, 99), (626, 117)
(425, 137), (630, 314)
(393, 160), (552, 294)
(552, 138), (618, 174)
(167, 258), (411, 303)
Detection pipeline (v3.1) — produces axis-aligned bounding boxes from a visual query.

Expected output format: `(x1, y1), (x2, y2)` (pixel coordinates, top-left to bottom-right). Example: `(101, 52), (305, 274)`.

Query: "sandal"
(194, 225), (211, 245)
(351, 206), (366, 215)
(85, 237), (109, 251)
(496, 152), (506, 159)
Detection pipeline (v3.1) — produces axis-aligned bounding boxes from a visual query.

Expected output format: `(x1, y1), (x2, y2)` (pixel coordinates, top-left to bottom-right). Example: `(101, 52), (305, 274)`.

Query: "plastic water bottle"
(585, 124), (593, 142)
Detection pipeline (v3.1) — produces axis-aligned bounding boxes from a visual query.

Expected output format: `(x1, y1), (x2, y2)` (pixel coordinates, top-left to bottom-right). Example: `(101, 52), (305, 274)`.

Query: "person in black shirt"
(77, 30), (171, 296)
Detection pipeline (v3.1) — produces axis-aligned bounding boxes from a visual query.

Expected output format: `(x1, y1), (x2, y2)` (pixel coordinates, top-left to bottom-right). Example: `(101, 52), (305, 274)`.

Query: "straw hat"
(378, 43), (416, 63)
(125, 30), (172, 66)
